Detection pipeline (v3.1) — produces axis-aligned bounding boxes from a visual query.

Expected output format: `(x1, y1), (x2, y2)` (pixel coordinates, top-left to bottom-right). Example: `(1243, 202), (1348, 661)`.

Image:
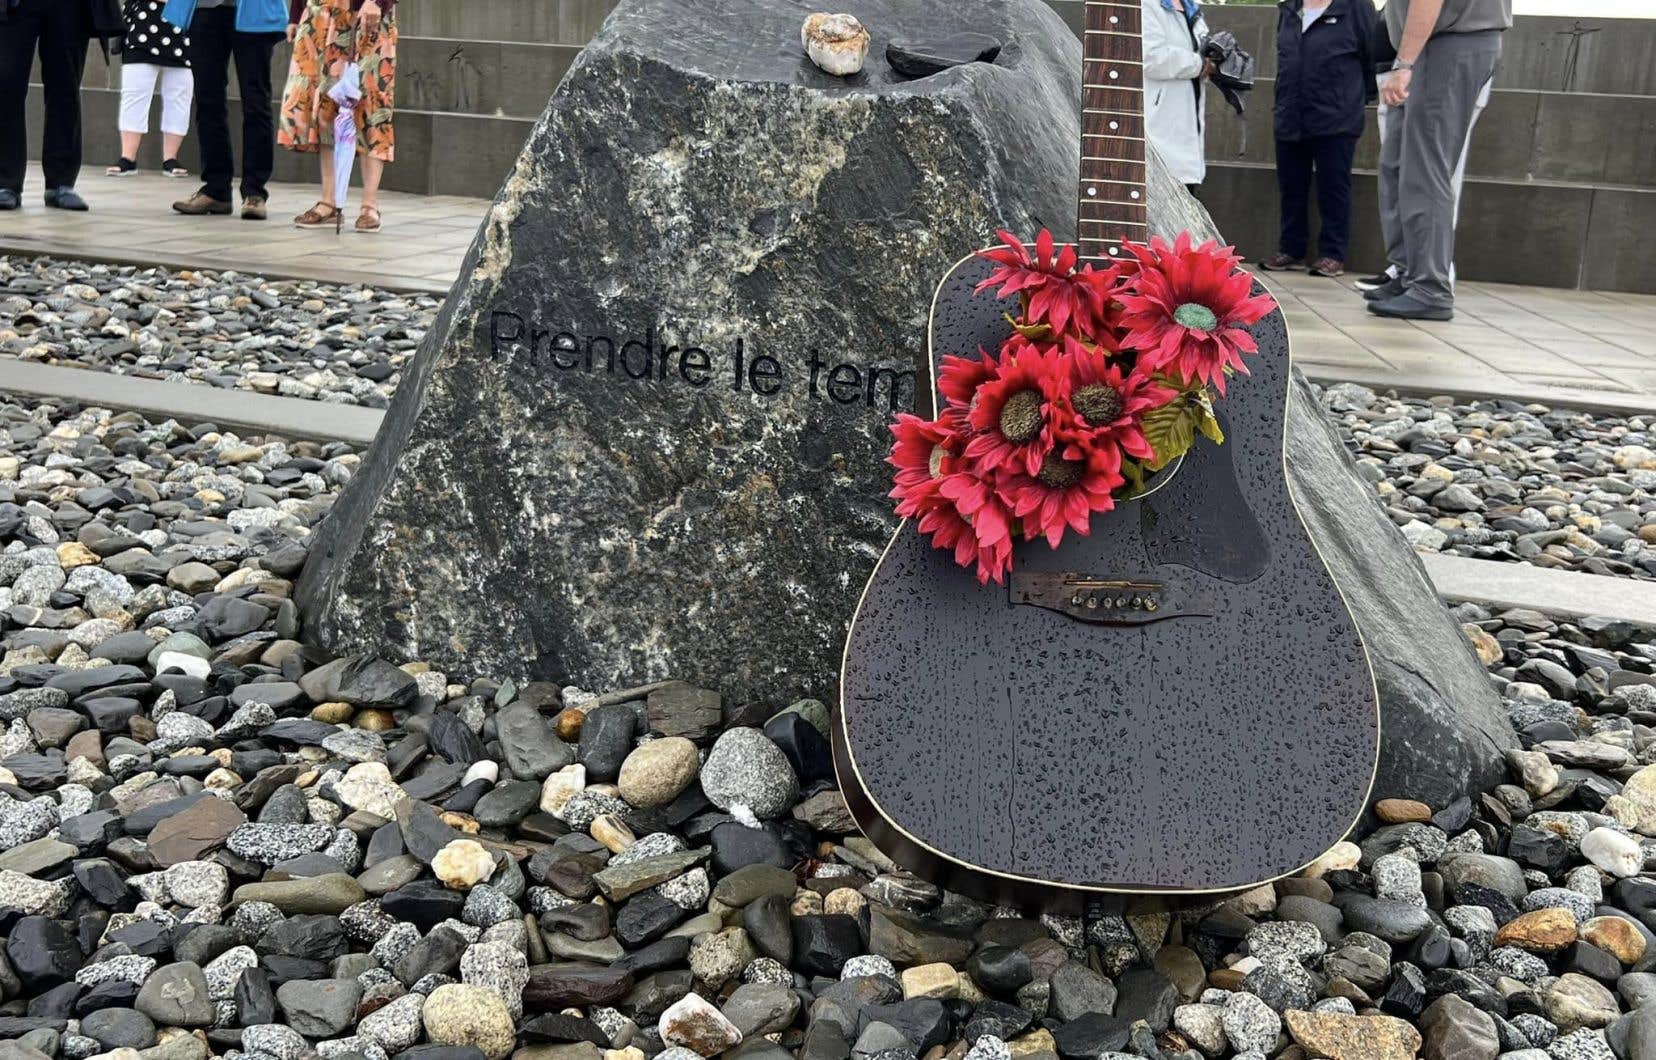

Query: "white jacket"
(1141, 0), (1210, 186)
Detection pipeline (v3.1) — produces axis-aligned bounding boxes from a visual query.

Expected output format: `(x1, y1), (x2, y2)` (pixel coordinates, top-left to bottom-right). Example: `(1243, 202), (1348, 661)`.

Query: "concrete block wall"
(29, 0), (1656, 291)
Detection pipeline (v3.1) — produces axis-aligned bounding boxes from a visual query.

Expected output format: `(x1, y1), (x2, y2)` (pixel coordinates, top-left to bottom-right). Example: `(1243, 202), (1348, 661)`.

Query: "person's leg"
(0, 5), (43, 197)
(159, 65), (194, 163)
(189, 8), (234, 201)
(360, 155), (383, 209)
(36, 0), (87, 191)
(1396, 31), (1501, 309)
(1444, 74), (1492, 291)
(1273, 137), (1313, 262)
(1313, 135), (1359, 264)
(1376, 94), (1406, 276)
(318, 146), (336, 206)
(231, 30), (277, 202)
(117, 62), (162, 165)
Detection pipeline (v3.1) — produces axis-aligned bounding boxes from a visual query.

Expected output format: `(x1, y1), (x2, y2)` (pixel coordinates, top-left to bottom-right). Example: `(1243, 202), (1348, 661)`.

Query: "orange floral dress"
(278, 0), (397, 162)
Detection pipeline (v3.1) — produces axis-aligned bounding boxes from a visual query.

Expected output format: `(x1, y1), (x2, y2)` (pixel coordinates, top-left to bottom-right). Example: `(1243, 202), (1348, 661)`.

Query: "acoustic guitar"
(834, 0), (1379, 900)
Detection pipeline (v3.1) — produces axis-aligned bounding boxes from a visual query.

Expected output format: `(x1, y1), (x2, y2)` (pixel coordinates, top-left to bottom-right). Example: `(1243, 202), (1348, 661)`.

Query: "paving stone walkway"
(4, 163), (1656, 410)
(1268, 270), (1656, 413)
(0, 164), (474, 292)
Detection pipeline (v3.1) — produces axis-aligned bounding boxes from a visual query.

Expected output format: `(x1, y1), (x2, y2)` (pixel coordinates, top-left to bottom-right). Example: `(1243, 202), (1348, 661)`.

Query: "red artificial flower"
(1000, 446), (1126, 549)
(887, 413), (962, 519)
(1116, 232), (1277, 395)
(964, 341), (1068, 478)
(975, 229), (1120, 340)
(1053, 337), (1179, 463)
(886, 413), (1014, 585)
(937, 348), (1001, 410)
(936, 472), (1015, 585)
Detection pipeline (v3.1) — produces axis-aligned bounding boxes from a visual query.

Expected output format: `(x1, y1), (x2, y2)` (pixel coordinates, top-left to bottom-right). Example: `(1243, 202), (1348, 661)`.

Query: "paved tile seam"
(1421, 552), (1656, 627)
(0, 360), (383, 447)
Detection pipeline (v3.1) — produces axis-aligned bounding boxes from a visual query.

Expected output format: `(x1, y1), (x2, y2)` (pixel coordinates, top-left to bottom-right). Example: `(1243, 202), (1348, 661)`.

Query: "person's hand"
(1381, 67), (1411, 106)
(286, 23), (298, 42)
(1201, 58), (1217, 80)
(359, 0), (381, 29)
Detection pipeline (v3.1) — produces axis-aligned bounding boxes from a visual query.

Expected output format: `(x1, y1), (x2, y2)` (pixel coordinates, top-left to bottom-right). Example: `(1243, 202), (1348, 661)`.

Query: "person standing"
(171, 0), (285, 220)
(1356, 9), (1490, 296)
(1367, 0), (1509, 321)
(0, 0), (93, 211)
(1258, 0), (1376, 278)
(106, 0), (192, 178)
(1141, 0), (1212, 190)
(278, 0), (397, 233)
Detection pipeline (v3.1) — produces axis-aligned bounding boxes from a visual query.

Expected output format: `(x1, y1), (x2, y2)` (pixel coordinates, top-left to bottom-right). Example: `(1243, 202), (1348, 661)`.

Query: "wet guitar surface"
(834, 254), (1379, 901)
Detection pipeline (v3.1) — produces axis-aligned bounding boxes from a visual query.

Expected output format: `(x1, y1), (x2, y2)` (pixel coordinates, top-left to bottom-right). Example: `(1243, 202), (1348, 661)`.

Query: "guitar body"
(835, 253), (1379, 901)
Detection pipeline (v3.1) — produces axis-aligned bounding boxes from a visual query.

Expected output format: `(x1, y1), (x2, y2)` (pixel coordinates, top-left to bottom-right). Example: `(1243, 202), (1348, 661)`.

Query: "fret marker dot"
(1109, 121), (1119, 130)
(1109, 247), (1120, 256)
(1108, 70), (1119, 80)
(1130, 190), (1140, 199)
(1109, 15), (1119, 22)
(1087, 188), (1097, 197)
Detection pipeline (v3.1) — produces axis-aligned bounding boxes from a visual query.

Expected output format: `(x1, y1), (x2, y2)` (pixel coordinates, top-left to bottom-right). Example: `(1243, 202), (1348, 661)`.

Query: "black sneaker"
(1363, 277), (1407, 302)
(0, 189), (17, 211)
(1368, 291), (1453, 321)
(44, 187), (88, 211)
(1352, 270), (1394, 292)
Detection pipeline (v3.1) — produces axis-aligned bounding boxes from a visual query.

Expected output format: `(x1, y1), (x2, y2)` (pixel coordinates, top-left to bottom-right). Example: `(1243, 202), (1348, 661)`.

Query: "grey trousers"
(1376, 76), (1490, 288)
(1376, 29), (1501, 308)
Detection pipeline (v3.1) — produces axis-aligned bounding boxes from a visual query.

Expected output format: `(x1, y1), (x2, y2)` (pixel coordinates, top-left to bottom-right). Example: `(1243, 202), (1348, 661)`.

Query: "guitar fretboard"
(1079, 0), (1149, 266)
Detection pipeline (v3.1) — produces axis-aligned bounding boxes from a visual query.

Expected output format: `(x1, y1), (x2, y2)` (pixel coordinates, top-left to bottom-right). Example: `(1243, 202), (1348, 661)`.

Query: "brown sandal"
(294, 201), (341, 232)
(355, 205), (382, 233)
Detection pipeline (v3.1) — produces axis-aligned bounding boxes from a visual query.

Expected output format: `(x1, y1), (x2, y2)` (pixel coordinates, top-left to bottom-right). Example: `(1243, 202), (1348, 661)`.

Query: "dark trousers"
(188, 6), (276, 202)
(0, 0), (89, 195)
(1274, 134), (1358, 263)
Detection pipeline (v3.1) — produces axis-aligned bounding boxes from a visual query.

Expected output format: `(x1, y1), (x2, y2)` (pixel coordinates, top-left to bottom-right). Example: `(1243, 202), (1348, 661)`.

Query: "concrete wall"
(30, 1), (1656, 291)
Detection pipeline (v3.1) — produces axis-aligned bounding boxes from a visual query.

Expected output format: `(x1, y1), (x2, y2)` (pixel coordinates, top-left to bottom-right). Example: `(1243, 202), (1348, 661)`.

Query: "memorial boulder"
(299, 0), (1513, 813)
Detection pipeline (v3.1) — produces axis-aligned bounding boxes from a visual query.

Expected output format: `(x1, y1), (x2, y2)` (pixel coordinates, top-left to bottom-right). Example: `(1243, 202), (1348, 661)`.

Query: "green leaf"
(1194, 389), (1225, 445)
(1120, 459), (1147, 495)
(1141, 402), (1198, 472)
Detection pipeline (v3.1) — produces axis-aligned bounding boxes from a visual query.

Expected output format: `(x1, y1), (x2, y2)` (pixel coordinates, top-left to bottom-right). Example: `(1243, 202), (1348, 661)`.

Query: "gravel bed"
(0, 393), (1652, 1060)
(0, 255), (436, 408)
(1324, 383), (1656, 582)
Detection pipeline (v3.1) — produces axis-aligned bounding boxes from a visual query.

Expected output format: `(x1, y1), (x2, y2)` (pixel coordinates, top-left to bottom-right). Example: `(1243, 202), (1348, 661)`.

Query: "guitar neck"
(1079, 0), (1150, 266)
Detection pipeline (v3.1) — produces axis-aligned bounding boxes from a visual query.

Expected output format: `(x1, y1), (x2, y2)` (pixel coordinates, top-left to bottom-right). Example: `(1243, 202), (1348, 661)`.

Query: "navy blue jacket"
(1274, 0), (1378, 142)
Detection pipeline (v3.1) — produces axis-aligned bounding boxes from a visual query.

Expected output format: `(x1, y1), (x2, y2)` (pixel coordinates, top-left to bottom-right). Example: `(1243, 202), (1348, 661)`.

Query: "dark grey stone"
(276, 977), (363, 1038)
(296, 0), (1088, 705)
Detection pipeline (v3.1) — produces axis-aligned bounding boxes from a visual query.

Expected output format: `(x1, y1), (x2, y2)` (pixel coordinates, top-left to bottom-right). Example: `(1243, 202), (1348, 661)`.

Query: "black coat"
(1273, 0), (1378, 142)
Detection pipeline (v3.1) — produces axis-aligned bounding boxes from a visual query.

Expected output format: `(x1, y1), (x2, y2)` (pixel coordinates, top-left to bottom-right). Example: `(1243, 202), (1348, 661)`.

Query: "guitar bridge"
(1009, 571), (1215, 626)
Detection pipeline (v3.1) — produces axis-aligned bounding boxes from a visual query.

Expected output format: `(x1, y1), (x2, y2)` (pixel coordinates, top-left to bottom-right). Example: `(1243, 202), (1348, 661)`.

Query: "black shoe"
(1352, 270), (1394, 292)
(1363, 277), (1407, 302)
(1368, 291), (1453, 321)
(44, 187), (88, 211)
(0, 188), (17, 211)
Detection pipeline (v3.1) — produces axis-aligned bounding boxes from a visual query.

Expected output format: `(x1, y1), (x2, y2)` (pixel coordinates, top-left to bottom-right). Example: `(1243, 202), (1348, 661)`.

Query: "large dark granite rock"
(299, 0), (1512, 813)
(299, 0), (1081, 701)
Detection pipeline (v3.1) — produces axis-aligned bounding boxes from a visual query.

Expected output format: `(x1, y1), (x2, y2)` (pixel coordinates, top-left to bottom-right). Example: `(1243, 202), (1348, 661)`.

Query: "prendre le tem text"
(488, 312), (916, 412)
